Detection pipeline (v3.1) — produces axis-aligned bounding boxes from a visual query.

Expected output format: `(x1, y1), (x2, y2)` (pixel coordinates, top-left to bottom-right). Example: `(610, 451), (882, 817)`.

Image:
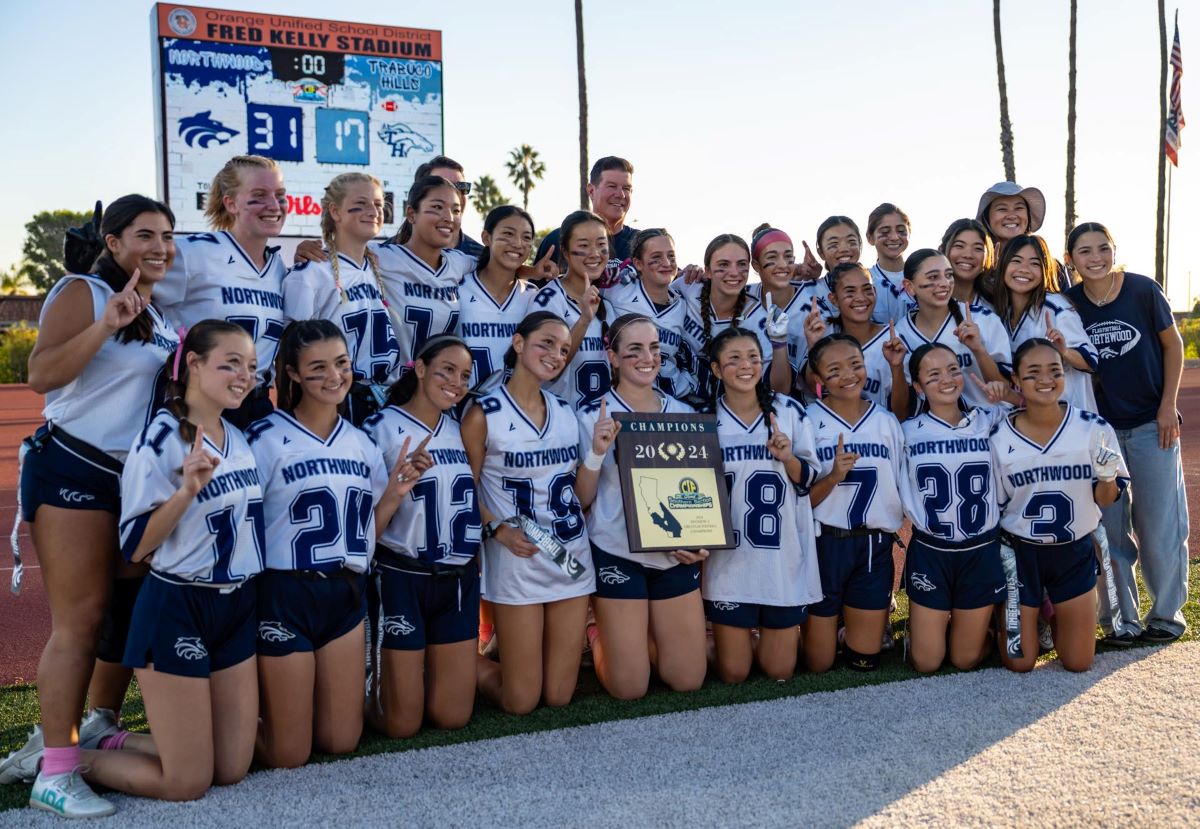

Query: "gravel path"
(4, 643), (1196, 828)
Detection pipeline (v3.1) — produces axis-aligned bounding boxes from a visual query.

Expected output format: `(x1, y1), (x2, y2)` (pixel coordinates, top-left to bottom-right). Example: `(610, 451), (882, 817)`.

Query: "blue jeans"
(1097, 420), (1190, 636)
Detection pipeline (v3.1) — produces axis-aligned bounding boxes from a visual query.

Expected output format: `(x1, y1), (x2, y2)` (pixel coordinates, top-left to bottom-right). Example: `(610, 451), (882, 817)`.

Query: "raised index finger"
(124, 268), (141, 292)
(964, 303), (972, 322)
(192, 424), (206, 454)
(538, 244), (556, 265)
(765, 292), (774, 312)
(599, 398), (607, 419)
(888, 320), (896, 340)
(968, 371), (988, 389)
(1045, 309), (1053, 329)
(414, 432), (433, 454)
(837, 432), (845, 453)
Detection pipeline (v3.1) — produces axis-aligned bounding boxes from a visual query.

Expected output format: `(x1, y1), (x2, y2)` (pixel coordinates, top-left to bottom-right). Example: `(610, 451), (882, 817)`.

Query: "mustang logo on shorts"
(258, 621), (296, 643)
(174, 637), (208, 660)
(711, 601), (739, 611)
(909, 572), (936, 592)
(598, 566), (630, 585)
(383, 615), (416, 636)
(58, 488), (95, 504)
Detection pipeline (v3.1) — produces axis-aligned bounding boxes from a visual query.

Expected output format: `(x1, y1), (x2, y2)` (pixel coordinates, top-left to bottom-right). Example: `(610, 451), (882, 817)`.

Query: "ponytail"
(385, 334), (470, 408)
(161, 320), (248, 443)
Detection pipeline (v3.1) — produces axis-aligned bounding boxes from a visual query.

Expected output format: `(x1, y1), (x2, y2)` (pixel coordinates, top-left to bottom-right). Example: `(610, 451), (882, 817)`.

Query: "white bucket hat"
(976, 182), (1046, 233)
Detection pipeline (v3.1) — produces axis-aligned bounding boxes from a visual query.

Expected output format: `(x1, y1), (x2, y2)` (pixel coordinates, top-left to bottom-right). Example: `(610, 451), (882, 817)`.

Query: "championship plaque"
(612, 413), (734, 553)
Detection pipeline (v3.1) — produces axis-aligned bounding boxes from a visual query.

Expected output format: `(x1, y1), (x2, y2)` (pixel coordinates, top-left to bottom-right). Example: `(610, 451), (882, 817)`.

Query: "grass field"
(1, 562), (1197, 814)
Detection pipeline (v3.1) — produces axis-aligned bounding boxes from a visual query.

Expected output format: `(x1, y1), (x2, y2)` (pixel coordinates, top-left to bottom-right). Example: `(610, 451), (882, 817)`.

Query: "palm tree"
(1065, 0), (1078, 232)
(994, 0), (1016, 180)
(0, 265), (33, 295)
(469, 175), (509, 219)
(505, 144), (546, 211)
(575, 0), (589, 210)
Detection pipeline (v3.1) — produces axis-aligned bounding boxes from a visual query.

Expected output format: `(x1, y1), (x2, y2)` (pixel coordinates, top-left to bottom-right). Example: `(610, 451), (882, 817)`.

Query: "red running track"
(2, 378), (1198, 686)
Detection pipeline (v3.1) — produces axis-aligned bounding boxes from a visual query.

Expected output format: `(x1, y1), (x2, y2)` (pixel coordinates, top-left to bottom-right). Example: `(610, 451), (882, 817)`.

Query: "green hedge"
(0, 324), (37, 384)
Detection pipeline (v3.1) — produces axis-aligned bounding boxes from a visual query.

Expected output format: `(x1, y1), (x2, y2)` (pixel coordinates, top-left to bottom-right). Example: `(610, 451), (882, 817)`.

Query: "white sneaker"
(0, 725), (43, 784)
(79, 710), (120, 751)
(30, 767), (115, 818)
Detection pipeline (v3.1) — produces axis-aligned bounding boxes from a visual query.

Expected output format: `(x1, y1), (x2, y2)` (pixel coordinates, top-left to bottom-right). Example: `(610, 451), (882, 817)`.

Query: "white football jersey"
(157, 231), (285, 385)
(895, 301), (1013, 410)
(1003, 293), (1098, 410)
(363, 405), (481, 566)
(283, 255), (401, 385)
(806, 400), (905, 532)
(369, 242), (475, 361)
(529, 279), (611, 410)
(603, 278), (697, 400)
(838, 323), (895, 410)
(901, 406), (1006, 542)
(456, 270), (535, 388)
(991, 404), (1128, 543)
(247, 410), (387, 574)
(120, 411), (264, 584)
(703, 394), (823, 607)
(577, 389), (693, 570)
(870, 264), (914, 325)
(41, 275), (179, 461)
(678, 289), (776, 400)
(476, 386), (593, 604)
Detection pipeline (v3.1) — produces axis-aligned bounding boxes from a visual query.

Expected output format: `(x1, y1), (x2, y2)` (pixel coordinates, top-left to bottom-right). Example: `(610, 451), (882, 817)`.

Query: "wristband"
(583, 449), (605, 471)
(770, 338), (788, 349)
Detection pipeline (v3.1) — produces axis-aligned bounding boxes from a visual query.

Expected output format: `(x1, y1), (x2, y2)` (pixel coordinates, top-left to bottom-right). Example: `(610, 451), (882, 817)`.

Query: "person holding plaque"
(702, 327), (822, 683)
(463, 312), (594, 714)
(574, 314), (708, 700)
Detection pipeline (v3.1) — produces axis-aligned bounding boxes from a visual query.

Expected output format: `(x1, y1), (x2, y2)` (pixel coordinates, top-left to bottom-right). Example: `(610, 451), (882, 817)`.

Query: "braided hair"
(320, 172), (383, 304)
(707, 325), (776, 439)
(63, 195), (175, 345)
(161, 320), (250, 444)
(699, 233), (751, 341)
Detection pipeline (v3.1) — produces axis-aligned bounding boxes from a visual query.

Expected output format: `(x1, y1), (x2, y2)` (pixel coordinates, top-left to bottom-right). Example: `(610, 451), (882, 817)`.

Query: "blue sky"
(2, 0), (1195, 306)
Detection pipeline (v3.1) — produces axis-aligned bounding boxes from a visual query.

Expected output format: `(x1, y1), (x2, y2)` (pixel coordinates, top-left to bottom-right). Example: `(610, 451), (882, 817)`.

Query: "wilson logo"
(174, 636), (208, 660)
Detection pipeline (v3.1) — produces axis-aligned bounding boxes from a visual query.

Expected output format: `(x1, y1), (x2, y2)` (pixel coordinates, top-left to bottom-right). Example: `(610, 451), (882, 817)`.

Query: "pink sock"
(41, 746), (81, 777)
(98, 730), (130, 751)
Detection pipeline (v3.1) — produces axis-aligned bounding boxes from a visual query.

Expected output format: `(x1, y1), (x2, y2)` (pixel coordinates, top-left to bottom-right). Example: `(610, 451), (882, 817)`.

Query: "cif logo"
(179, 111), (239, 148)
(377, 123), (434, 158)
(166, 8), (197, 36)
(292, 78), (328, 103)
(679, 477), (699, 495)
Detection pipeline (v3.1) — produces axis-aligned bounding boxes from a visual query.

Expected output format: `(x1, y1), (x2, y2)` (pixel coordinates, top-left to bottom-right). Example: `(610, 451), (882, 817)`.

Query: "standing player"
(802, 262), (910, 416)
(895, 249), (1012, 409)
(939, 219), (995, 307)
(703, 327), (823, 682)
(1065, 222), (1189, 643)
(529, 211), (609, 409)
(865, 203), (914, 324)
(803, 334), (905, 674)
(900, 343), (1018, 673)
(747, 224), (811, 380)
(463, 312), (594, 714)
(363, 335), (482, 738)
(603, 229), (696, 400)
(248, 321), (408, 767)
(991, 339), (1128, 672)
(80, 321), (264, 806)
(4, 197), (180, 817)
(457, 206), (537, 390)
(157, 155), (287, 428)
(283, 173), (400, 425)
(575, 315), (707, 699)
(990, 235), (1097, 410)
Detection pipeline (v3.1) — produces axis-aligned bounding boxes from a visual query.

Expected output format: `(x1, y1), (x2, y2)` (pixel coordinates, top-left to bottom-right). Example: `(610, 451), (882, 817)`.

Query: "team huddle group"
(2, 152), (1190, 818)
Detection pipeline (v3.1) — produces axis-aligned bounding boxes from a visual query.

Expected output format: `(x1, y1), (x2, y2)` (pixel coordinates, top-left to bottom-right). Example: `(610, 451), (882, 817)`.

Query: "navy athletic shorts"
(592, 545), (701, 601)
(704, 599), (807, 629)
(123, 573), (257, 678)
(904, 530), (1005, 611)
(256, 569), (367, 657)
(808, 528), (895, 617)
(1011, 535), (1098, 607)
(19, 424), (122, 521)
(376, 554), (480, 651)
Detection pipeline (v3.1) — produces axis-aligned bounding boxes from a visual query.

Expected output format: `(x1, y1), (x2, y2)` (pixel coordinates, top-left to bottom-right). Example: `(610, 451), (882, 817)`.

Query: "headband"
(751, 228), (793, 260)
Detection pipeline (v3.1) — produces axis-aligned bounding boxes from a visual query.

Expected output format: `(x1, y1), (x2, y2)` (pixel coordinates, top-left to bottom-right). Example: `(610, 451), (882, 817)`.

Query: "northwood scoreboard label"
(151, 4), (443, 234)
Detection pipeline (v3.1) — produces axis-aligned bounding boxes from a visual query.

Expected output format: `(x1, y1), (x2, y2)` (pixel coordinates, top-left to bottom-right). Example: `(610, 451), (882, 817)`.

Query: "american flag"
(1166, 16), (1185, 166)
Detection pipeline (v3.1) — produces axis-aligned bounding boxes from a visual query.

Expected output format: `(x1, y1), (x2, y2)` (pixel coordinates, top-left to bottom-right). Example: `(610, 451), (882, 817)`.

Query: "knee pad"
(96, 577), (144, 663)
(842, 645), (880, 672)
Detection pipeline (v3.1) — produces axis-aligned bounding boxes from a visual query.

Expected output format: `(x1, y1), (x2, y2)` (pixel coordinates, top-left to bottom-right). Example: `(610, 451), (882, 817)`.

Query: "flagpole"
(1165, 161), (1173, 297)
(1156, 0), (1168, 287)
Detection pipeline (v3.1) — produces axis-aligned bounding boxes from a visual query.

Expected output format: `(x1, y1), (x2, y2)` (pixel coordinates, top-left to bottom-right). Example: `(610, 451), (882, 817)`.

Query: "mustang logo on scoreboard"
(178, 111), (239, 148)
(378, 123), (434, 158)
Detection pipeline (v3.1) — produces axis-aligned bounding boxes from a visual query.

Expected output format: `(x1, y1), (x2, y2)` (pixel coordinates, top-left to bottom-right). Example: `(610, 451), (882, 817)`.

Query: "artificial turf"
(2, 562), (1197, 814)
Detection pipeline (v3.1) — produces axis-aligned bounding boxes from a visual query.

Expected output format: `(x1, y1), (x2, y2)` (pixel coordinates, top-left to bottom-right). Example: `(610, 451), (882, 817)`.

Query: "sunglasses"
(454, 182), (472, 195)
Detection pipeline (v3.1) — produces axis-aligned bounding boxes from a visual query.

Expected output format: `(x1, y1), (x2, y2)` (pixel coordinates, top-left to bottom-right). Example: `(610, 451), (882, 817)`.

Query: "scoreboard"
(151, 4), (443, 235)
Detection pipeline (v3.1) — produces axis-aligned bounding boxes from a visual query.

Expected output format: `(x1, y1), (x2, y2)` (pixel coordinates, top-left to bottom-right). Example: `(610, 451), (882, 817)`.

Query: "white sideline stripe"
(2, 643), (1196, 827)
